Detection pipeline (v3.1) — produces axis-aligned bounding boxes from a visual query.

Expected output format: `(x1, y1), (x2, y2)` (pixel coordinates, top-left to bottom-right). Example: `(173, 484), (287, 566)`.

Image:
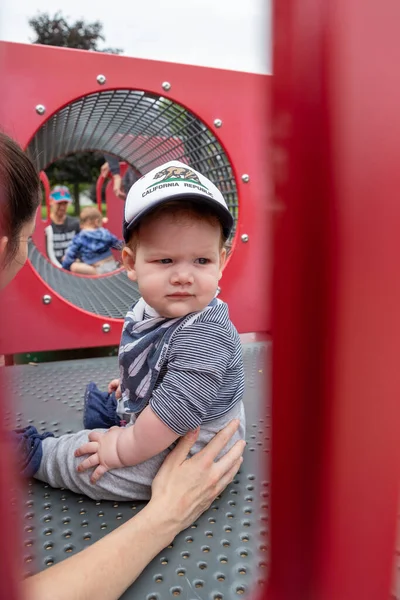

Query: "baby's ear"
(218, 247), (227, 280)
(122, 246), (137, 281)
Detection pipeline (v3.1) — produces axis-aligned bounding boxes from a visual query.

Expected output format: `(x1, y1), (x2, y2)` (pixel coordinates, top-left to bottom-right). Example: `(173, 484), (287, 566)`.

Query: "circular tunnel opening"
(27, 88), (239, 320)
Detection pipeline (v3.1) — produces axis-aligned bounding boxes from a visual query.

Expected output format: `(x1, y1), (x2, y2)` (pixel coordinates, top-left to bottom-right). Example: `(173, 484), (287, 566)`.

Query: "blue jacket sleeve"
(61, 235), (82, 270)
(109, 232), (123, 250)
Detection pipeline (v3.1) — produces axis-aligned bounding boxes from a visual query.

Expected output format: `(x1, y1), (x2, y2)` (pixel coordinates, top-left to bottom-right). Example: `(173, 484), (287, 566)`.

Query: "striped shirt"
(121, 300), (245, 436)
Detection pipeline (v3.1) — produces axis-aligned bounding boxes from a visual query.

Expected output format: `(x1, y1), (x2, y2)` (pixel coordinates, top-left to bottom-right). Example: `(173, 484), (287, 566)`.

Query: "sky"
(0, 0), (271, 74)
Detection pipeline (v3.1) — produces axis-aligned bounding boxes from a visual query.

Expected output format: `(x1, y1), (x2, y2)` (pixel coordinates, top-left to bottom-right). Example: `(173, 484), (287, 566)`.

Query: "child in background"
(62, 206), (122, 275)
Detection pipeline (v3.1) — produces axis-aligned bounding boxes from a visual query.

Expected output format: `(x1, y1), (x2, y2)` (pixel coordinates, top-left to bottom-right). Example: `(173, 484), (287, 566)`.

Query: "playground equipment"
(0, 40), (271, 356)
(0, 39), (271, 600)
(2, 0), (400, 596)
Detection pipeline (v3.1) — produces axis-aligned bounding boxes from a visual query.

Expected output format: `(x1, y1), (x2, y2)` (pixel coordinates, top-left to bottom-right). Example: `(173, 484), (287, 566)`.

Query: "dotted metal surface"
(4, 342), (270, 599)
(28, 243), (139, 318)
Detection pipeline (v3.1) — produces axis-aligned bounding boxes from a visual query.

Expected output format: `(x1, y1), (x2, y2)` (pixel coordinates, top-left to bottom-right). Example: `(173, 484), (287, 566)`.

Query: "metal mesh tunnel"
(28, 89), (238, 221)
(28, 244), (138, 318)
(27, 89), (239, 315)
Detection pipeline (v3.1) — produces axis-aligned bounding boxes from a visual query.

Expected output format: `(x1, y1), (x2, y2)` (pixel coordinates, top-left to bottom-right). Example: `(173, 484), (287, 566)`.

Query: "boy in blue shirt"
(62, 206), (122, 275)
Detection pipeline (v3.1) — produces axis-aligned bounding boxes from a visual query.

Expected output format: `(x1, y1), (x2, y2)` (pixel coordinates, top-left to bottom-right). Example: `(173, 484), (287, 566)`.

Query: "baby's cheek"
(204, 269), (221, 284)
(143, 273), (158, 290)
(138, 276), (162, 304)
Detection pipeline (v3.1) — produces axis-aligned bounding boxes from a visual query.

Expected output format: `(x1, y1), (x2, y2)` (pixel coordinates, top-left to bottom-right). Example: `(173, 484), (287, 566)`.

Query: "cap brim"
(123, 193), (234, 242)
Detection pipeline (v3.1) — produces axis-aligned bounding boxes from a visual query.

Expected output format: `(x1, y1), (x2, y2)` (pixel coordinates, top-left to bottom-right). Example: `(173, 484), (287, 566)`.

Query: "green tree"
(29, 12), (123, 213)
(45, 152), (103, 212)
(29, 12), (122, 53)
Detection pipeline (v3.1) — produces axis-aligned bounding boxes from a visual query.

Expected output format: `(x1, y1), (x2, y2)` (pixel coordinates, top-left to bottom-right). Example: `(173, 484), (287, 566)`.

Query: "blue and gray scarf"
(118, 297), (217, 415)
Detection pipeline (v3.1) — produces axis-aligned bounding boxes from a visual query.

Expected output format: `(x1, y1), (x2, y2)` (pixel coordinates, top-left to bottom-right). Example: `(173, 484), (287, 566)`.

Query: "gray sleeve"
(103, 154), (120, 176)
(44, 225), (62, 268)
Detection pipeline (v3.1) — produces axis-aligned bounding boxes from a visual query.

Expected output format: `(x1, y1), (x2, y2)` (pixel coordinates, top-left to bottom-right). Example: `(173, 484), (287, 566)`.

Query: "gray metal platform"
(3, 341), (270, 599)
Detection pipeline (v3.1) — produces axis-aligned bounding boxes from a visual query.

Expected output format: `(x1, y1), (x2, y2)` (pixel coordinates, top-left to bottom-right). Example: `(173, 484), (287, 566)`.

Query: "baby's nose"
(171, 268), (194, 284)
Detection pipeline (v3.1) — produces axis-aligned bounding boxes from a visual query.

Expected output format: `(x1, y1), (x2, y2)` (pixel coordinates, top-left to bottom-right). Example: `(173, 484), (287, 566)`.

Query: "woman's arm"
(23, 420), (245, 600)
(103, 155), (125, 199)
(23, 500), (171, 600)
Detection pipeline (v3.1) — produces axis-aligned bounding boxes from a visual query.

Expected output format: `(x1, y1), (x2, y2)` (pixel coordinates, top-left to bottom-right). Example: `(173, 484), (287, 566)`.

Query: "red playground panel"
(0, 41), (271, 356)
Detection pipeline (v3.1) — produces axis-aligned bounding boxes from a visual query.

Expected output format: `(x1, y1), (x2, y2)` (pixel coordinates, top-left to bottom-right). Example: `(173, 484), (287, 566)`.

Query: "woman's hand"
(149, 419), (245, 535)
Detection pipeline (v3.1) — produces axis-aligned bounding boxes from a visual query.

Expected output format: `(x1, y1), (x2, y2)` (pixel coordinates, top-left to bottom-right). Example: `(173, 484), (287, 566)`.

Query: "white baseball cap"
(123, 161), (234, 242)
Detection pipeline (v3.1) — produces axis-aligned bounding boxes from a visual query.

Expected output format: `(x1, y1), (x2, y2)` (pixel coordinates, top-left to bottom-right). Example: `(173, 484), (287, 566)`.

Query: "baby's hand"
(75, 427), (124, 484)
(108, 378), (121, 399)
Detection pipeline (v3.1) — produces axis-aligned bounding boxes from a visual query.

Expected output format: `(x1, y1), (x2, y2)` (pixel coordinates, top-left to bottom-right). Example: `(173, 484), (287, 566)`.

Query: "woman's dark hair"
(0, 132), (40, 261)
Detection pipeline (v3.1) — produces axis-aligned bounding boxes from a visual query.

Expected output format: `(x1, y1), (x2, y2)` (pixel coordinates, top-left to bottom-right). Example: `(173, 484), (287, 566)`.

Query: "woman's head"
(49, 185), (72, 224)
(0, 132), (40, 289)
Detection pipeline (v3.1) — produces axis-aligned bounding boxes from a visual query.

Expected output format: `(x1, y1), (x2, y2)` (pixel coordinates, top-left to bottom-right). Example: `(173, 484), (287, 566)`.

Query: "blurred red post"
(267, 1), (400, 599)
(0, 370), (21, 600)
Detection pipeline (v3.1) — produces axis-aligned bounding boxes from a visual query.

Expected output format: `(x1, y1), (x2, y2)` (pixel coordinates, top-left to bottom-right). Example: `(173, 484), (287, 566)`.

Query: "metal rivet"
(35, 105), (46, 115)
(42, 295), (52, 305)
(162, 81), (171, 91)
(214, 119), (222, 128)
(242, 174), (250, 183)
(97, 74), (106, 85)
(102, 323), (111, 333)
(241, 234), (249, 243)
